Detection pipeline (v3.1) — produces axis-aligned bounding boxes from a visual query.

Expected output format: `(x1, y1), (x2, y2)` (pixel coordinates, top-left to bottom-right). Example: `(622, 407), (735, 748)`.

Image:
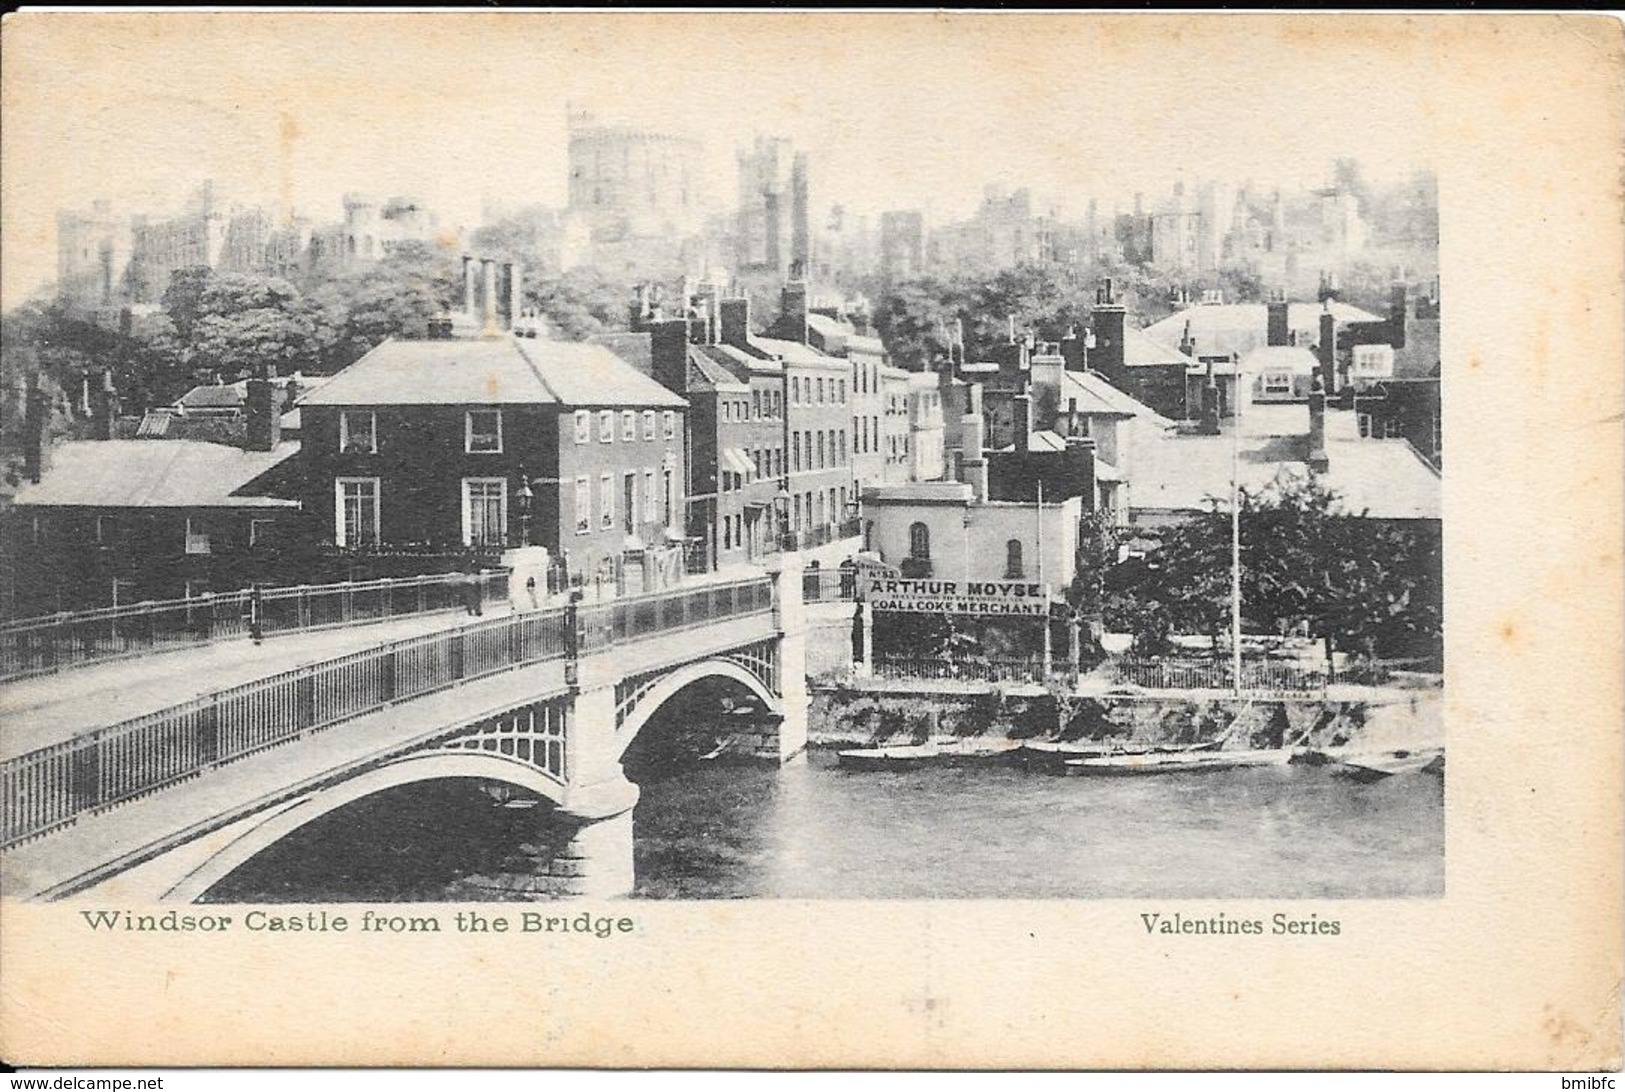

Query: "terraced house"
(298, 283), (687, 594)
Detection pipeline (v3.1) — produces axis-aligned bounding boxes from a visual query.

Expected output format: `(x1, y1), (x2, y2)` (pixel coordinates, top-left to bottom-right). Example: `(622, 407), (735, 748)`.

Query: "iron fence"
(0, 572), (510, 683)
(871, 656), (1048, 685)
(0, 574), (773, 848)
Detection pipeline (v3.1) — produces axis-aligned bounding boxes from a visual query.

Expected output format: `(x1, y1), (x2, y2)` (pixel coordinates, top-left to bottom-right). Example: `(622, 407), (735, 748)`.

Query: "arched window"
(909, 522), (931, 560)
(1005, 539), (1024, 578)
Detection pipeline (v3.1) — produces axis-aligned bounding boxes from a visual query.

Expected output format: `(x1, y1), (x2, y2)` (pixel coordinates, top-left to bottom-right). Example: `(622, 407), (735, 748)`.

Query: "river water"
(205, 747), (1443, 903)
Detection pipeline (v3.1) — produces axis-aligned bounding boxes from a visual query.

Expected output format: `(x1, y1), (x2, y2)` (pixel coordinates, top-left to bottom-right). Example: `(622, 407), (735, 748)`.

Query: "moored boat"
(835, 739), (1024, 771)
(1328, 747), (1445, 782)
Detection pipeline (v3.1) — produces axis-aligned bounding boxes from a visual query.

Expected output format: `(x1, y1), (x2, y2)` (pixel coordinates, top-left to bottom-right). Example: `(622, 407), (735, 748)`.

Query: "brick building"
(298, 263), (687, 593)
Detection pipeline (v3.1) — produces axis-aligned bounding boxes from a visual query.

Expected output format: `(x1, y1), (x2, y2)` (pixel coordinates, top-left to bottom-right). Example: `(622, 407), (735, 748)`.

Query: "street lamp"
(516, 467), (534, 548)
(774, 485), (792, 551)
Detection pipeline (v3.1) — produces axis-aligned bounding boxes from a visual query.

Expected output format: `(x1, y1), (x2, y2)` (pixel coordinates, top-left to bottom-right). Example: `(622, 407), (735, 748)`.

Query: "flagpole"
(1231, 371), (1243, 697)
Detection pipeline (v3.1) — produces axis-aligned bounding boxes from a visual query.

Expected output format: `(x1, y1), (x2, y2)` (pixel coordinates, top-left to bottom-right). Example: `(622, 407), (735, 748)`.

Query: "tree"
(1101, 473), (1442, 664)
(160, 267), (216, 340)
(185, 275), (327, 380)
(527, 268), (628, 341)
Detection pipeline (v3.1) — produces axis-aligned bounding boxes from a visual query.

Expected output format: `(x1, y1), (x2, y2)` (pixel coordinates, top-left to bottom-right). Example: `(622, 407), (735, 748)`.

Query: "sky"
(1, 12), (1442, 307)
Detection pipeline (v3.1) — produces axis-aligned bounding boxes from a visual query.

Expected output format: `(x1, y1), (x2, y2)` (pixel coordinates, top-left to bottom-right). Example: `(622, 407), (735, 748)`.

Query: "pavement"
(0, 603), (515, 761)
(3, 610), (778, 901)
(0, 554), (825, 763)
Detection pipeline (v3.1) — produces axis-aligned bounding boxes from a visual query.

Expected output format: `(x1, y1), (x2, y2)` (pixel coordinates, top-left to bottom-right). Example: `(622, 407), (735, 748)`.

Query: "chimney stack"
(779, 281), (809, 344)
(24, 375), (51, 484)
(246, 367), (280, 452)
(502, 261), (523, 330)
(282, 379), (299, 414)
(1389, 278), (1408, 349)
(480, 258), (500, 336)
(1307, 375), (1329, 473)
(1060, 325), (1086, 372)
(1064, 435), (1098, 511)
(1013, 393), (1033, 455)
(1266, 292), (1290, 347)
(1090, 279), (1127, 381)
(89, 369), (116, 441)
(649, 318), (690, 396)
(961, 383), (988, 502)
(1179, 319), (1196, 358)
(718, 296), (751, 349)
(1318, 303), (1337, 394)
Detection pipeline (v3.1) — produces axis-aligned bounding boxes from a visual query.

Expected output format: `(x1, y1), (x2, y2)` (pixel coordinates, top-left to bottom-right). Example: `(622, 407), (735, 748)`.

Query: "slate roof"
(1237, 345), (1321, 375)
(1143, 301), (1383, 358)
(806, 313), (887, 357)
(1058, 370), (1174, 426)
(12, 440), (300, 509)
(1122, 328), (1199, 370)
(301, 336), (687, 409)
(687, 347), (749, 392)
(750, 336), (851, 370)
(1127, 406), (1439, 521)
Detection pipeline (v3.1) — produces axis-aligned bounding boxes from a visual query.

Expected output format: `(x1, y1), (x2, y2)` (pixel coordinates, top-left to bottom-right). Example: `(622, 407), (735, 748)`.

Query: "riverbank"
(807, 680), (1442, 754)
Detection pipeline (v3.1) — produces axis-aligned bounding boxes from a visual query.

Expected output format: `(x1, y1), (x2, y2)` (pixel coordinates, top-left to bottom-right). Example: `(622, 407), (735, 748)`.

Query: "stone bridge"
(0, 557), (814, 902)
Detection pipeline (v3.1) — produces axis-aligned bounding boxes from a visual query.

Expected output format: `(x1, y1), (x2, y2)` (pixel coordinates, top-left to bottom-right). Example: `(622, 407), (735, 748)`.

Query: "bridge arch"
(159, 751), (569, 904)
(614, 657), (781, 760)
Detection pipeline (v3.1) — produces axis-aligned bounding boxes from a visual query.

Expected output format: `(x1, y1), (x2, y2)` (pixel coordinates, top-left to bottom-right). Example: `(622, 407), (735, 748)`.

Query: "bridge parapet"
(2, 576), (773, 851)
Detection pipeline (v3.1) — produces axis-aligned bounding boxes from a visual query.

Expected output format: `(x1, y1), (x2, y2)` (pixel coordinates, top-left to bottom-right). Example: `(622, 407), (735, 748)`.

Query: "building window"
(249, 519), (275, 548)
(574, 476), (591, 534)
(1261, 372), (1293, 396)
(94, 515), (113, 544)
(465, 409), (503, 453)
(574, 410), (591, 444)
(816, 431), (826, 469)
(771, 390), (781, 418)
(1358, 413), (1373, 438)
(335, 478), (380, 547)
(663, 469), (674, 525)
(752, 390), (762, 419)
(838, 379), (846, 403)
(340, 410), (377, 454)
(644, 469), (656, 523)
(622, 410), (636, 441)
(816, 377), (825, 404)
(184, 516), (211, 555)
(791, 431), (801, 472)
(600, 472), (614, 529)
(462, 478), (508, 547)
(623, 471), (638, 534)
(643, 410), (656, 440)
(599, 410), (615, 442)
(839, 429), (847, 463)
(1005, 539), (1024, 578)
(909, 521), (931, 560)
(663, 411), (676, 439)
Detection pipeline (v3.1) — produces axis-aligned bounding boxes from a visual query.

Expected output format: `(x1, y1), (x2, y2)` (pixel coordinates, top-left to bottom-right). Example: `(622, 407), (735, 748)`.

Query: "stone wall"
(809, 683), (1441, 752)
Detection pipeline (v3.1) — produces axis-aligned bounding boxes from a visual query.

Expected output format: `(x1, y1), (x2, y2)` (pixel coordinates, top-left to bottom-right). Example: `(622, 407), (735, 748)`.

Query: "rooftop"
(805, 313), (887, 358)
(300, 336), (687, 409)
(1128, 406), (1439, 521)
(686, 347), (749, 393)
(864, 480), (975, 504)
(750, 335), (851, 371)
(1122, 327), (1199, 370)
(1058, 370), (1175, 426)
(1143, 301), (1384, 358)
(12, 440), (300, 509)
(1237, 345), (1321, 375)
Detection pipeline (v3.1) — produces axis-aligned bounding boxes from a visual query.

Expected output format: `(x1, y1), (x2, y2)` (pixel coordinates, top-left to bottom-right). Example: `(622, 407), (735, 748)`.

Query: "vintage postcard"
(0, 10), (1619, 1071)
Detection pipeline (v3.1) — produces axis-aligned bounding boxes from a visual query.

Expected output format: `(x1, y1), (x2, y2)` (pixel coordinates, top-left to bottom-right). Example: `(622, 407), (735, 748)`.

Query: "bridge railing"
(0, 571), (511, 683)
(577, 576), (774, 651)
(0, 574), (774, 849)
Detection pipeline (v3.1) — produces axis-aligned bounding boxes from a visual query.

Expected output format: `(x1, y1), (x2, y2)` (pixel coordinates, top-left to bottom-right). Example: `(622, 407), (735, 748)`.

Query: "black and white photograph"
(0, 10), (1617, 1074)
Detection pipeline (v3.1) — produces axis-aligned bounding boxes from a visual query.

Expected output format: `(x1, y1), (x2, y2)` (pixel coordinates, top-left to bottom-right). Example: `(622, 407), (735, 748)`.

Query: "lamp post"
(1231, 368), (1244, 697)
(774, 485), (792, 554)
(516, 468), (534, 548)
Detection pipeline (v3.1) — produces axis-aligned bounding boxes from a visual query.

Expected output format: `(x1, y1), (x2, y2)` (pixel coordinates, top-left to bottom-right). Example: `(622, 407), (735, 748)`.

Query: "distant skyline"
(2, 12), (1440, 306)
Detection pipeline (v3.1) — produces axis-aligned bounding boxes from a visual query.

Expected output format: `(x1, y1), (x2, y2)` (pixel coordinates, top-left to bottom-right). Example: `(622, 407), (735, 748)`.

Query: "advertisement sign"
(861, 577), (1051, 616)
